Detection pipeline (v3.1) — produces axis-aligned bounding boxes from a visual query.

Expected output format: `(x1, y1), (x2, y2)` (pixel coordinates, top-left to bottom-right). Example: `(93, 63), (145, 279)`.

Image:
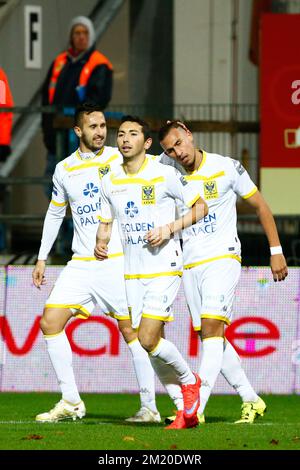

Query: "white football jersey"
(177, 151), (257, 268)
(43, 147), (123, 259)
(99, 158), (200, 278)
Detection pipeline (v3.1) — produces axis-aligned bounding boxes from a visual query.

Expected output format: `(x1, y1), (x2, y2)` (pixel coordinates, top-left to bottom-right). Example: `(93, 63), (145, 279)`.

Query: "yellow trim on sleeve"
(43, 330), (64, 339)
(142, 313), (174, 323)
(98, 215), (113, 223)
(125, 271), (182, 280)
(45, 304), (91, 319)
(242, 187), (258, 200)
(186, 193), (201, 208)
(193, 326), (201, 332)
(184, 254), (241, 270)
(51, 199), (68, 207)
(201, 314), (231, 325)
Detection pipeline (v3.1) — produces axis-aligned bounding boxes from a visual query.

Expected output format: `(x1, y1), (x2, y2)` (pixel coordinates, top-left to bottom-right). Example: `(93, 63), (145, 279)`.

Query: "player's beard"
(82, 133), (104, 152)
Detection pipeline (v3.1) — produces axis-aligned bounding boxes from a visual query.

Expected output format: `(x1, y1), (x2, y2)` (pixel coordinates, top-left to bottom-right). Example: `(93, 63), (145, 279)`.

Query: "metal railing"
(0, 102), (262, 258)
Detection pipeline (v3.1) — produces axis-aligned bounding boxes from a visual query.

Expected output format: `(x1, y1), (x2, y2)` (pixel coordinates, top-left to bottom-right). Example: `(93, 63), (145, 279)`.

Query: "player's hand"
(145, 225), (172, 247)
(270, 254), (288, 282)
(32, 260), (46, 289)
(94, 242), (108, 260)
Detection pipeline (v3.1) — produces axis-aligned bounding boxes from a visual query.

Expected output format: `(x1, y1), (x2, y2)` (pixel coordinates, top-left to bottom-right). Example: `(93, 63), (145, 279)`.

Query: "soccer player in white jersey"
(94, 116), (208, 429)
(32, 104), (161, 423)
(158, 121), (288, 425)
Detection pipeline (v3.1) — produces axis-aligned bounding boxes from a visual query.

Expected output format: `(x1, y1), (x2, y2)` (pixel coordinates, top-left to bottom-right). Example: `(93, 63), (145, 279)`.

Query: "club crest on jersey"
(98, 165), (111, 179)
(204, 180), (218, 199)
(142, 185), (155, 205)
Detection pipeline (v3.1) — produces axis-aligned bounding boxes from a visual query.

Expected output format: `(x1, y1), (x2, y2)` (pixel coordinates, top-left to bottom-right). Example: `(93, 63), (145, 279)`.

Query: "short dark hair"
(158, 121), (184, 142)
(120, 115), (151, 140)
(74, 102), (104, 127)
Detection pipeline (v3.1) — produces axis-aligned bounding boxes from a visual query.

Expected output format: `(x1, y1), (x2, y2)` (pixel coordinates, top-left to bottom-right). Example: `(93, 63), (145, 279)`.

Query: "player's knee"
(138, 333), (157, 353)
(119, 324), (136, 343)
(40, 310), (61, 335)
(39, 315), (52, 334)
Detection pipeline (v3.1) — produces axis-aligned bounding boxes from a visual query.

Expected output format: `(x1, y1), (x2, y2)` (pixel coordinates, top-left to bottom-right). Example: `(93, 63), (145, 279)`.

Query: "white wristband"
(270, 246), (282, 255)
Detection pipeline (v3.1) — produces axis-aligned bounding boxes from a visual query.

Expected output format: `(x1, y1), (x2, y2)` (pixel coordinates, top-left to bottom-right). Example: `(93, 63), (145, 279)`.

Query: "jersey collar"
(76, 147), (105, 161)
(188, 150), (207, 175)
(122, 156), (148, 176)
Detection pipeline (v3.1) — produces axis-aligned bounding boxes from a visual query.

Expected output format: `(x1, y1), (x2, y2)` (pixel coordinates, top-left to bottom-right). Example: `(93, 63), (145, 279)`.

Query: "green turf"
(0, 393), (299, 450)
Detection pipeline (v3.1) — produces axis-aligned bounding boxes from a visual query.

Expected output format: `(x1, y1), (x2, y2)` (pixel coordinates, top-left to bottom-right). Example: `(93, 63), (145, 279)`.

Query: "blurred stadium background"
(0, 0), (300, 403)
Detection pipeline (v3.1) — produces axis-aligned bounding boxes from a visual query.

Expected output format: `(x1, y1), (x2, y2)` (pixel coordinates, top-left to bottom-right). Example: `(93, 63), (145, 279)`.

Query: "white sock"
(128, 339), (158, 413)
(44, 330), (81, 405)
(198, 337), (224, 414)
(149, 355), (183, 410)
(149, 338), (195, 385)
(221, 340), (259, 402)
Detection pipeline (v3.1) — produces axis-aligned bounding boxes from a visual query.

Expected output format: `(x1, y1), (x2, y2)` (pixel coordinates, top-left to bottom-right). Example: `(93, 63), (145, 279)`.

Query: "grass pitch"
(0, 393), (299, 450)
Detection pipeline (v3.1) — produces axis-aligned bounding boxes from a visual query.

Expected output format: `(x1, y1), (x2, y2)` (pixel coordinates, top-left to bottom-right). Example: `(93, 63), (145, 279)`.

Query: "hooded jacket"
(41, 16), (113, 154)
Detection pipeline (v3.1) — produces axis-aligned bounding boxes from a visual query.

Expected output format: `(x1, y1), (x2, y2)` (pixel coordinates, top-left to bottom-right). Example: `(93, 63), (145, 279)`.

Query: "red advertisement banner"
(260, 14), (300, 167)
(0, 266), (299, 394)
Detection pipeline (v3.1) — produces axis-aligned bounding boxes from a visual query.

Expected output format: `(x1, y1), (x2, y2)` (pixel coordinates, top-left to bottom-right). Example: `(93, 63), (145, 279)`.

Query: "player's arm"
(32, 260), (46, 289)
(146, 186), (208, 247)
(245, 190), (288, 282)
(94, 175), (114, 260)
(94, 220), (112, 260)
(32, 167), (68, 288)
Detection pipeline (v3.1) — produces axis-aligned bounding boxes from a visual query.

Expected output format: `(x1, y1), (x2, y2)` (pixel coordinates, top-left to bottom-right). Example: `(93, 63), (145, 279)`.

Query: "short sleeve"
(159, 152), (187, 173)
(98, 174), (113, 223)
(164, 166), (200, 207)
(229, 158), (258, 199)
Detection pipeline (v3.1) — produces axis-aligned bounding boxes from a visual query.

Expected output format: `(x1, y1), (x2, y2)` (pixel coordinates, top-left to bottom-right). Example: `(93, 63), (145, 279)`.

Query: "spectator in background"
(0, 67), (14, 163)
(41, 15), (113, 194)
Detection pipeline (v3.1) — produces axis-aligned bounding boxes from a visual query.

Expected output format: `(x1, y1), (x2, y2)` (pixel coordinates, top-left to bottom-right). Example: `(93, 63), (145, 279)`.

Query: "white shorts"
(125, 275), (182, 329)
(45, 258), (130, 321)
(183, 258), (241, 331)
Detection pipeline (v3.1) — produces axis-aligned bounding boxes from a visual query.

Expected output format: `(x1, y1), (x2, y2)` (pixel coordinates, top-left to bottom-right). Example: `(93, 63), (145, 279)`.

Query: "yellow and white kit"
(99, 158), (200, 328)
(38, 147), (129, 321)
(175, 151), (257, 329)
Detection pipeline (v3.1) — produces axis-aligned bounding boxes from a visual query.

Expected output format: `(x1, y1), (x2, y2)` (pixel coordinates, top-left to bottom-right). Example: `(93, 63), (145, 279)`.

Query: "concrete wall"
(99, 0), (129, 105)
(174, 0), (258, 107)
(129, 0), (173, 117)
